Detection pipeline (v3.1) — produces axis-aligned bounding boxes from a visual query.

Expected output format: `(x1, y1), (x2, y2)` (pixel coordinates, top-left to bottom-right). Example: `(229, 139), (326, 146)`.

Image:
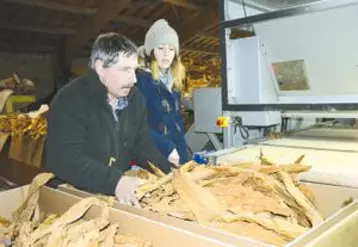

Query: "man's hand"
(168, 148), (180, 166)
(115, 176), (145, 208)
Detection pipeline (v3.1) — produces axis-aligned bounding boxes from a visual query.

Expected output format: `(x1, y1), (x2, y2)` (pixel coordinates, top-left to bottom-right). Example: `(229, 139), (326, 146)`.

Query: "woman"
(136, 19), (189, 166)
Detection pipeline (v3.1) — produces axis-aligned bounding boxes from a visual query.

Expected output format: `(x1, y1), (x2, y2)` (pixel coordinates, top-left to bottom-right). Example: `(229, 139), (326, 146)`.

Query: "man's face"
(153, 44), (176, 70)
(96, 53), (138, 98)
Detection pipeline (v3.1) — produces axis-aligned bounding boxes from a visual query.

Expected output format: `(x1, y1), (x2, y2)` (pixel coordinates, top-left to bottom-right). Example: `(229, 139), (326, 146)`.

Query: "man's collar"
(116, 97), (129, 111)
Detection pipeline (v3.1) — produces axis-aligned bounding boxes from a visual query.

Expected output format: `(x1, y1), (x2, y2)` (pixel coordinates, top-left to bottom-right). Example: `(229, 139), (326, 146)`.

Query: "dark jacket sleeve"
(150, 130), (175, 158)
(45, 92), (123, 195)
(130, 91), (173, 174)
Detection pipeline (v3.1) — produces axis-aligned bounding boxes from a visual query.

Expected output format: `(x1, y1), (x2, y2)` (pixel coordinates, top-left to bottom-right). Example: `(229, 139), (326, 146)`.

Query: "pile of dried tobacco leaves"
(0, 105), (48, 140)
(134, 152), (323, 246)
(0, 173), (151, 247)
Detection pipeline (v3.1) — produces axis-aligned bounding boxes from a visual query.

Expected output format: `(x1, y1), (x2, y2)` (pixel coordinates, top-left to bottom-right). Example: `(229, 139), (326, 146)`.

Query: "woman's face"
(153, 44), (176, 70)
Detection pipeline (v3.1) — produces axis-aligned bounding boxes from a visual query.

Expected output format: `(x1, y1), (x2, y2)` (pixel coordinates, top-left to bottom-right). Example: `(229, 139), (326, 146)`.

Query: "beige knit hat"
(144, 19), (179, 56)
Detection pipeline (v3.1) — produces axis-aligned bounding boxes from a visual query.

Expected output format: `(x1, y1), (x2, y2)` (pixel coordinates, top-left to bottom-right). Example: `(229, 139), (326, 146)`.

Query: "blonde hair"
(145, 53), (186, 91)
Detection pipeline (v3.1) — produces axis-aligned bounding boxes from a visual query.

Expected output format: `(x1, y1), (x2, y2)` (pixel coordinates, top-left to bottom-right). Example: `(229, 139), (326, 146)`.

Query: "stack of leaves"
(135, 152), (323, 247)
(0, 173), (152, 247)
(0, 105), (48, 140)
(182, 57), (222, 98)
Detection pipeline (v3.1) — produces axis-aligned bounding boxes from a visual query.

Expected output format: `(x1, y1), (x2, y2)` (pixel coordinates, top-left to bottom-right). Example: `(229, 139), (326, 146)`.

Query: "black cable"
(239, 125), (250, 140)
(283, 118), (287, 132)
(233, 117), (250, 140)
(280, 117), (285, 133)
(280, 117), (288, 132)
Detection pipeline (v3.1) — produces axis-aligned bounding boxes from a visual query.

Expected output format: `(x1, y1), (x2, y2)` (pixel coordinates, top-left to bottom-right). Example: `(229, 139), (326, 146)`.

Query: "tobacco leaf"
(171, 169), (227, 224)
(277, 171), (323, 227)
(134, 152), (322, 246)
(2, 172), (151, 247)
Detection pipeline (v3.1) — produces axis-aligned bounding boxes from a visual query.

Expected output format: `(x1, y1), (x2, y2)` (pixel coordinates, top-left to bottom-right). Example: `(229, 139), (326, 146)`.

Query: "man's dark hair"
(90, 32), (138, 69)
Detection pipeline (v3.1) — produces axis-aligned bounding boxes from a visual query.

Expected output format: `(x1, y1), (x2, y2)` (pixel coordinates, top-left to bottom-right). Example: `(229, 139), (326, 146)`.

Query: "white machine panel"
(225, 1), (358, 105)
(193, 88), (222, 133)
(256, 3), (358, 99)
(226, 36), (278, 105)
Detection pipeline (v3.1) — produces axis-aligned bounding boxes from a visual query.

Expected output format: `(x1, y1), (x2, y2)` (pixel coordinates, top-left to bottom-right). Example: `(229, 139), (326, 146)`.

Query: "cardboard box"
(59, 182), (358, 247)
(59, 186), (272, 247)
(8, 134), (44, 168)
(287, 196), (358, 247)
(0, 186), (238, 247)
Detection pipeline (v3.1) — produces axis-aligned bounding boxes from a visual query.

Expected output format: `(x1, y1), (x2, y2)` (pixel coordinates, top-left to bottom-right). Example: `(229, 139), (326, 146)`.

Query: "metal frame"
(219, 0), (358, 112)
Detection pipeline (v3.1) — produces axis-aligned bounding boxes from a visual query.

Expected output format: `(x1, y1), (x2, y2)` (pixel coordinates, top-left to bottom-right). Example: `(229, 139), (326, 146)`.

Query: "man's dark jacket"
(45, 69), (172, 195)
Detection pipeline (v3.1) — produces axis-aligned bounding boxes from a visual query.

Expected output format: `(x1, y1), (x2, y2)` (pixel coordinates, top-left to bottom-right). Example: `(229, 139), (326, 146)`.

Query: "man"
(46, 32), (173, 207)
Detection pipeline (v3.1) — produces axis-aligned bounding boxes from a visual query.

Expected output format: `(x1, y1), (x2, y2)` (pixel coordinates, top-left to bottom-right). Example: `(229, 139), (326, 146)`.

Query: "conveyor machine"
(193, 0), (358, 186)
(192, 1), (358, 245)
